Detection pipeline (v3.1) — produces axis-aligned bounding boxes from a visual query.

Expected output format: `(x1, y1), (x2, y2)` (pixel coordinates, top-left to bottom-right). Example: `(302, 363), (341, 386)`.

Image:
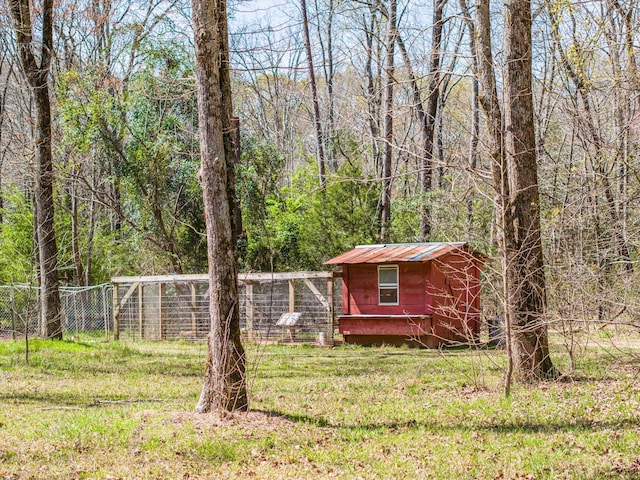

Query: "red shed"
(325, 242), (486, 347)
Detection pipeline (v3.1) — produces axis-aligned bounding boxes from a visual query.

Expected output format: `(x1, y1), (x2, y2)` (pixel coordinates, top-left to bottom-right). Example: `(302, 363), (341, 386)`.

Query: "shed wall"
(428, 253), (482, 342)
(343, 263), (430, 315)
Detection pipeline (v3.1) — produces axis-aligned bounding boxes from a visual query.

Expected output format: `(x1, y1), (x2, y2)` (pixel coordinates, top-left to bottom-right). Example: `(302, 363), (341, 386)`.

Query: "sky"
(229, 0), (293, 28)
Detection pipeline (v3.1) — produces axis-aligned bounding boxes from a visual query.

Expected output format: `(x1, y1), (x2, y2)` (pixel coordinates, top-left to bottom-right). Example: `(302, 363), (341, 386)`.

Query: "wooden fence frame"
(111, 271), (339, 344)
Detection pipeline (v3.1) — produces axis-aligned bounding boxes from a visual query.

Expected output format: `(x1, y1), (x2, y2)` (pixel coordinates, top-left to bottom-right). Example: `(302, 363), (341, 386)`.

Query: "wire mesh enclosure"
(60, 285), (113, 338)
(0, 284), (112, 340)
(112, 272), (341, 344)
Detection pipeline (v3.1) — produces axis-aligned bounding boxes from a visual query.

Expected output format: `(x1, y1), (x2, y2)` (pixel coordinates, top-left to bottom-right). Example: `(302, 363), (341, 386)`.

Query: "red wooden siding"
(428, 253), (481, 342)
(342, 266), (350, 315)
(345, 264), (378, 313)
(339, 315), (431, 336)
(344, 263), (430, 316)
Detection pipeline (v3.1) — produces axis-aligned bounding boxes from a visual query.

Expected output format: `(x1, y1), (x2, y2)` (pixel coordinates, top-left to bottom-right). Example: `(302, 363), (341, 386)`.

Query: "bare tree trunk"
(393, 30), (431, 228)
(232, 116), (243, 242)
(503, 0), (556, 381)
(613, 0), (636, 267)
(604, 2), (630, 275)
(85, 191), (97, 287)
(418, 0), (448, 241)
(459, 0), (479, 235)
(9, 0), (62, 339)
(315, 0), (337, 171)
(92, 0), (112, 66)
(192, 0), (248, 413)
(475, 0), (505, 207)
(0, 167), (3, 226)
(364, 9), (382, 175)
(32, 189), (40, 284)
(326, 0), (336, 172)
(380, 0), (396, 242)
(111, 170), (122, 233)
(610, 0), (638, 103)
(34, 71), (62, 338)
(71, 185), (84, 285)
(301, 0), (327, 189)
(476, 0), (515, 392)
(0, 55), (11, 228)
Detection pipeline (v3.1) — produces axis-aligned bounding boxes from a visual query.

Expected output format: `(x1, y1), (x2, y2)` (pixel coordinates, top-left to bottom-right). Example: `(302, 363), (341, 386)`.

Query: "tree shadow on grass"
(0, 391), (167, 408)
(0, 391), (100, 407)
(0, 355), (203, 377)
(257, 409), (640, 435)
(555, 374), (620, 383)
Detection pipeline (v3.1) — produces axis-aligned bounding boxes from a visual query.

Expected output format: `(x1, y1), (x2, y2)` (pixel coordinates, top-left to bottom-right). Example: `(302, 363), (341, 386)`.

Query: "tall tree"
(9, 0), (62, 338)
(0, 48), (12, 228)
(379, 0), (396, 241)
(314, 0), (337, 171)
(475, 0), (515, 390)
(192, 0), (248, 412)
(458, 0), (480, 235)
(503, 0), (557, 381)
(363, 6), (383, 175)
(418, 0), (448, 241)
(301, 0), (327, 188)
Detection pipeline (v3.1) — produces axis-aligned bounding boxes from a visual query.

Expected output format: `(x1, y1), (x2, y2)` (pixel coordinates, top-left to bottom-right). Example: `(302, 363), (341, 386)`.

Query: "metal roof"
(324, 242), (485, 265)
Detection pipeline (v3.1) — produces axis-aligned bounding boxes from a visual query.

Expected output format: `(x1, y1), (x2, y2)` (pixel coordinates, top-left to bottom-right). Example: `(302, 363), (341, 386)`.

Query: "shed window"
(378, 265), (399, 304)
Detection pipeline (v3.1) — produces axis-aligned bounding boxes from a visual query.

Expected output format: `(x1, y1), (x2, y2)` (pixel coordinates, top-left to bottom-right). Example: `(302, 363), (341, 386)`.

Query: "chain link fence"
(112, 273), (342, 344)
(0, 284), (112, 340)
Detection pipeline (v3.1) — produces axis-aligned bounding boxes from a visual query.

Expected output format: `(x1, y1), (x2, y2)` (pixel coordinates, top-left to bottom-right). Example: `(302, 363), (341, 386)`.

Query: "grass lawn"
(0, 335), (639, 479)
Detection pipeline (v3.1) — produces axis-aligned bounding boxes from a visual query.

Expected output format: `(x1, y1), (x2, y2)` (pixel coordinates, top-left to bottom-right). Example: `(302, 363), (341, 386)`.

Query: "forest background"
(0, 0), (638, 333)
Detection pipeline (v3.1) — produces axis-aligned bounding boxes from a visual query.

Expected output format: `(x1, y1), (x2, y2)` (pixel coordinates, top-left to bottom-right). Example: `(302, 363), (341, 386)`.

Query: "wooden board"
(112, 271), (336, 285)
(338, 315), (432, 336)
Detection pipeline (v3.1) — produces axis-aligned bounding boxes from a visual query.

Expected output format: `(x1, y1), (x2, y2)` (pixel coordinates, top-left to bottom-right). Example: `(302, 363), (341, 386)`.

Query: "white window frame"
(378, 265), (399, 305)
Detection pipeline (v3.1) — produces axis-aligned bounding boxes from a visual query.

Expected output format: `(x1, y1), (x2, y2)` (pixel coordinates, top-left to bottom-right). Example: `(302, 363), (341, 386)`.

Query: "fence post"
(80, 289), (87, 331)
(113, 283), (119, 340)
(36, 286), (42, 338)
(103, 285), (109, 341)
(288, 280), (296, 341)
(190, 283), (197, 337)
(10, 285), (16, 341)
(288, 280), (295, 312)
(158, 283), (164, 340)
(246, 283), (254, 341)
(73, 290), (79, 335)
(326, 276), (334, 346)
(138, 283), (144, 340)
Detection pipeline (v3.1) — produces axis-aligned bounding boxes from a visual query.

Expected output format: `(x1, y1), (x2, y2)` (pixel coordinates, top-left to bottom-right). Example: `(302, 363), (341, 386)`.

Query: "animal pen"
(111, 272), (340, 344)
(0, 284), (112, 339)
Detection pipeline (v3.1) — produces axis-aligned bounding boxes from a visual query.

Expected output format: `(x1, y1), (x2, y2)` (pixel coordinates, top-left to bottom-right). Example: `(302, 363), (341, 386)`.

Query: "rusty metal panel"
(323, 245), (375, 264)
(409, 243), (457, 261)
(324, 242), (476, 265)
